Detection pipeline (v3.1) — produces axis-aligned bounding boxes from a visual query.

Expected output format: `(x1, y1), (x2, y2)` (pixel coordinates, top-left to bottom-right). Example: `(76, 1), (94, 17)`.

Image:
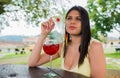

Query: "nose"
(70, 19), (76, 24)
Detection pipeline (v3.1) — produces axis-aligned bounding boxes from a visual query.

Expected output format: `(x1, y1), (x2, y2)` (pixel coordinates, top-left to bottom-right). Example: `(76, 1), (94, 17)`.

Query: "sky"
(0, 20), (40, 36)
(0, 0), (119, 38)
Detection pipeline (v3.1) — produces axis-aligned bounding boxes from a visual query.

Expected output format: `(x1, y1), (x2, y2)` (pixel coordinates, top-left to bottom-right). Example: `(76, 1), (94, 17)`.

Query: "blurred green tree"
(0, 0), (11, 14)
(87, 0), (120, 40)
(0, 0), (68, 32)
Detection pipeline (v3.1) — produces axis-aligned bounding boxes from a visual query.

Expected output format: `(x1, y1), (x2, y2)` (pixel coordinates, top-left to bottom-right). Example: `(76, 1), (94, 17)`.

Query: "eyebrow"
(66, 16), (81, 18)
(67, 15), (81, 17)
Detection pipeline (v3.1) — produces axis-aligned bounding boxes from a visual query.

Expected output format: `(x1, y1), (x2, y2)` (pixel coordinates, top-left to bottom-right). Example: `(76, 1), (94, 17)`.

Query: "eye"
(66, 17), (72, 20)
(76, 17), (81, 21)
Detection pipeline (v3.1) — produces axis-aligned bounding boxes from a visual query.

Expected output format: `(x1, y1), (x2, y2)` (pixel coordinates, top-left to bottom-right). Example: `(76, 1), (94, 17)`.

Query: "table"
(0, 64), (89, 78)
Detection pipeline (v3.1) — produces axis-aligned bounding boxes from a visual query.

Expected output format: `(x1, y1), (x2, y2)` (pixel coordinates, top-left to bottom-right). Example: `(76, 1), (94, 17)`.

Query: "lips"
(69, 26), (76, 30)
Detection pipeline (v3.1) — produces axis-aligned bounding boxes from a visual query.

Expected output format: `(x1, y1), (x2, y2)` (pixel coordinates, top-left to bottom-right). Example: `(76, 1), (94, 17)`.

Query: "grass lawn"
(105, 52), (120, 58)
(105, 52), (120, 70)
(1, 51), (120, 70)
(106, 64), (120, 70)
(0, 52), (31, 64)
(0, 52), (30, 60)
(0, 52), (61, 68)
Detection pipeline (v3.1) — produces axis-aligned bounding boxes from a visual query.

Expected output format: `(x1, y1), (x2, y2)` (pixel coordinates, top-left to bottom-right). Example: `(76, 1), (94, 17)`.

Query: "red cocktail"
(43, 39), (59, 77)
(43, 44), (59, 55)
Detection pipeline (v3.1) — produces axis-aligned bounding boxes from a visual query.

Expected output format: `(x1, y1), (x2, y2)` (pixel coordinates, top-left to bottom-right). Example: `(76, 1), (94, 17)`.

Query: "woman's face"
(65, 10), (82, 36)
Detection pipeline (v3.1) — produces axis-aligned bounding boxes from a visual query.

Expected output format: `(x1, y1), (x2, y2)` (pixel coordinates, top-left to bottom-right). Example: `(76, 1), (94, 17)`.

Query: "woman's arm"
(89, 40), (106, 78)
(28, 34), (48, 67)
(28, 18), (60, 67)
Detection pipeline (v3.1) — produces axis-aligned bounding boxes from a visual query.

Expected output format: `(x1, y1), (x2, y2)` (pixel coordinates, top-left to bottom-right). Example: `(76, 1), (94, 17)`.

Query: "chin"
(70, 33), (81, 36)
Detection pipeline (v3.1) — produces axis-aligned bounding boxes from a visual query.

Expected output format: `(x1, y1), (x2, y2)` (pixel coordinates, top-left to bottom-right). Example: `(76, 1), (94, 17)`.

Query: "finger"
(50, 18), (55, 29)
(49, 18), (54, 26)
(46, 21), (50, 30)
(48, 19), (51, 26)
(47, 18), (53, 30)
(48, 18), (51, 25)
(49, 17), (52, 22)
(41, 22), (47, 29)
(41, 22), (45, 26)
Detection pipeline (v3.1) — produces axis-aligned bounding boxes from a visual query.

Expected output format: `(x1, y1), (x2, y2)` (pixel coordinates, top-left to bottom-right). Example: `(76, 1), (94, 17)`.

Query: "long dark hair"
(64, 6), (91, 65)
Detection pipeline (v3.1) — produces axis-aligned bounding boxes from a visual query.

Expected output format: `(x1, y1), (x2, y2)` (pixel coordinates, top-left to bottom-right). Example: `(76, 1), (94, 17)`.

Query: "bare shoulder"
(90, 39), (103, 50)
(88, 38), (104, 56)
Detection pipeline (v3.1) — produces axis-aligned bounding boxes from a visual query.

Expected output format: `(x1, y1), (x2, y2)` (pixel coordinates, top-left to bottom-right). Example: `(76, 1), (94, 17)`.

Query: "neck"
(70, 35), (81, 45)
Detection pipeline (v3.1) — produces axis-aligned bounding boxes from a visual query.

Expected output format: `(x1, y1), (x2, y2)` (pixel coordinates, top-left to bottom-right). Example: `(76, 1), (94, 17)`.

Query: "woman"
(28, 5), (106, 78)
